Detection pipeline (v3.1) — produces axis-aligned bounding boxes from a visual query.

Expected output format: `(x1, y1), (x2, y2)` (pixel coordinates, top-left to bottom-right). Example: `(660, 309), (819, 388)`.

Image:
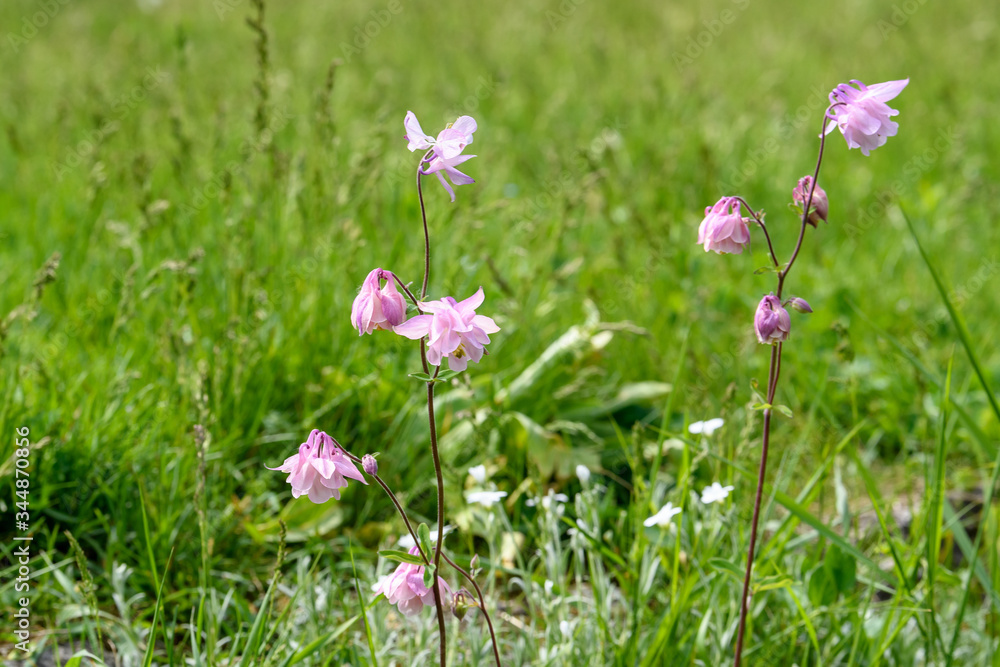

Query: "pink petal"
(864, 78), (909, 104)
(393, 315), (432, 340)
(404, 111), (433, 152)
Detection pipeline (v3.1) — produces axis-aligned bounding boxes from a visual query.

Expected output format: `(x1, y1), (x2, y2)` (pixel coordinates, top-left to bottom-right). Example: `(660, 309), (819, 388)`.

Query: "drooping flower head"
(266, 430), (367, 503)
(393, 287), (500, 371)
(825, 79), (909, 156)
(374, 546), (454, 616)
(404, 111), (478, 202)
(697, 197), (751, 255)
(792, 176), (829, 227)
(351, 268), (407, 335)
(754, 294), (791, 345)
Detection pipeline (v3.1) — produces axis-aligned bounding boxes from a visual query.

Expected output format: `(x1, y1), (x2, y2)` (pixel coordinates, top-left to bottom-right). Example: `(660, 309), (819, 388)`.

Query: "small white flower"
(398, 525), (453, 549)
(559, 620), (572, 638)
(468, 464), (487, 483)
(544, 580), (554, 595)
(527, 489), (569, 510)
(576, 464), (591, 484)
(700, 482), (734, 505)
(466, 490), (508, 507)
(643, 502), (682, 528)
(688, 418), (724, 436)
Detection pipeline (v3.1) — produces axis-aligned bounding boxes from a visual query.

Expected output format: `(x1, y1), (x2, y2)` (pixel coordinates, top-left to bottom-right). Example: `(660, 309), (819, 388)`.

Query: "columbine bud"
(451, 588), (476, 621)
(754, 294), (791, 344)
(362, 454), (378, 476)
(787, 297), (813, 314)
(792, 176), (828, 227)
(469, 553), (480, 573)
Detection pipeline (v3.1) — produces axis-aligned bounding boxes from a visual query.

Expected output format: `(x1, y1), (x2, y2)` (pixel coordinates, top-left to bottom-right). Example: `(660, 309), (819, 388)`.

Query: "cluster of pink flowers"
(697, 78), (907, 343)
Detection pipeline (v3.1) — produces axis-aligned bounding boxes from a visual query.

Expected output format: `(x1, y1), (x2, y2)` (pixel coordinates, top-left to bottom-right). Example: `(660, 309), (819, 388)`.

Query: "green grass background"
(2, 0), (1000, 664)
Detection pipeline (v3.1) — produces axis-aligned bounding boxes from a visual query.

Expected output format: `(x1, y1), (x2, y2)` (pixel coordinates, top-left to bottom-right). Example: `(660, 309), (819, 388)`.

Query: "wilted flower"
(787, 297), (813, 314)
(697, 197), (751, 255)
(351, 268), (407, 335)
(700, 482), (734, 504)
(404, 111), (478, 202)
(792, 176), (829, 227)
(266, 430), (367, 503)
(374, 546), (454, 616)
(825, 79), (909, 156)
(688, 418), (724, 436)
(362, 454), (378, 476)
(754, 294), (791, 344)
(643, 502), (682, 528)
(393, 287), (500, 371)
(466, 490), (508, 507)
(468, 464), (487, 483)
(576, 464), (591, 484)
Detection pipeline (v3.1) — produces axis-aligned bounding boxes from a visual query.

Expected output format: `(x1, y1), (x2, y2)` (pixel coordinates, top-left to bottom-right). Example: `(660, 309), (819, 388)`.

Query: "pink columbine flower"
(266, 430), (367, 503)
(697, 197), (751, 255)
(792, 176), (829, 227)
(351, 268), (407, 335)
(754, 294), (791, 345)
(404, 111), (477, 159)
(393, 287), (499, 371)
(825, 79), (909, 156)
(404, 111), (478, 202)
(375, 546), (454, 616)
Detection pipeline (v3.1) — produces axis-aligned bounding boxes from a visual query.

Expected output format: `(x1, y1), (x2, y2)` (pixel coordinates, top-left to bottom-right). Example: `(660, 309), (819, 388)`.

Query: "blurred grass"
(1, 0), (999, 664)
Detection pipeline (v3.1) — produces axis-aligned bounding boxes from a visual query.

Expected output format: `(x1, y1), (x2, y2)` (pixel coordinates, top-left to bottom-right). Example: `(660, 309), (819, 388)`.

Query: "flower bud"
(362, 454), (378, 476)
(451, 588), (477, 620)
(470, 553), (480, 572)
(754, 294), (791, 344)
(697, 196), (751, 254)
(787, 297), (813, 313)
(792, 176), (828, 227)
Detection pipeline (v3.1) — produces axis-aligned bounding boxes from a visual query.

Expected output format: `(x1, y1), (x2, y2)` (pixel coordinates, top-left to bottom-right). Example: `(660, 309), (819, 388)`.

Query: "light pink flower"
(422, 153), (477, 203)
(825, 79), (909, 156)
(393, 287), (499, 371)
(792, 176), (829, 227)
(697, 197), (751, 255)
(351, 268), (407, 335)
(404, 111), (478, 201)
(404, 111), (476, 159)
(375, 546), (454, 616)
(267, 430), (367, 503)
(754, 294), (791, 345)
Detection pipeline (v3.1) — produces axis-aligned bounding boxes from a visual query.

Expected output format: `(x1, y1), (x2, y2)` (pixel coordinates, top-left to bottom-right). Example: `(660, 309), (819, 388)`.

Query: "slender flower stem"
(426, 380), (447, 667)
(734, 197), (779, 269)
(441, 553), (503, 667)
(733, 343), (780, 667)
(734, 109), (835, 666)
(415, 156), (447, 667)
(417, 150), (434, 300)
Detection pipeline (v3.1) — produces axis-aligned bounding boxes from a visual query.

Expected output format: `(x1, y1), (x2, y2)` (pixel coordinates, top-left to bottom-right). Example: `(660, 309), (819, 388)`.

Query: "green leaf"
(408, 372), (435, 382)
(773, 404), (794, 419)
(750, 402), (772, 411)
(708, 557), (745, 582)
(823, 545), (857, 594)
(422, 563), (437, 590)
(436, 369), (461, 381)
(378, 549), (425, 566)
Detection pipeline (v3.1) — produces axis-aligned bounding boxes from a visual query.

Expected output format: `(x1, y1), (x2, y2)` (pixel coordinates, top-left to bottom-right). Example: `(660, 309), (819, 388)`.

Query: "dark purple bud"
(787, 297), (813, 314)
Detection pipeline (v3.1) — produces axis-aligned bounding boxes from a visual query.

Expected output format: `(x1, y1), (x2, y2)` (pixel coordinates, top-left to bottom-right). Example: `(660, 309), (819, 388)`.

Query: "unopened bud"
(362, 454), (378, 476)
(451, 588), (476, 620)
(792, 175), (829, 227)
(470, 553), (480, 572)
(787, 297), (813, 314)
